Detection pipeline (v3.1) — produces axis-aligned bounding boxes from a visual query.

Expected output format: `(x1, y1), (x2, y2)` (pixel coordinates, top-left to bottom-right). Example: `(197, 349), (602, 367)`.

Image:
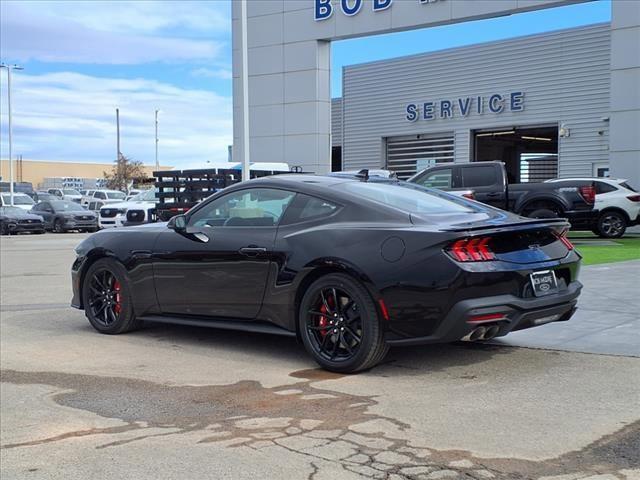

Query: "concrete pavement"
(1, 233), (639, 480)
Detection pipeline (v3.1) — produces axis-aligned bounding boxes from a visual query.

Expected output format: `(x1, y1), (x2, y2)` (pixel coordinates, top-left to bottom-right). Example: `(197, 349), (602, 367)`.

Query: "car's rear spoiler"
(441, 217), (569, 234)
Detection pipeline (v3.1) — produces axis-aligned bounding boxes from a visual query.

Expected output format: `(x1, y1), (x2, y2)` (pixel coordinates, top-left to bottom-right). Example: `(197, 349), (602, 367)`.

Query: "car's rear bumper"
(385, 281), (581, 346)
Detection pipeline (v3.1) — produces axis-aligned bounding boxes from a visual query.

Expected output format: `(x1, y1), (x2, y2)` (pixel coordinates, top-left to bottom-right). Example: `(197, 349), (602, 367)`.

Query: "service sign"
(405, 92), (525, 122)
(315, 0), (444, 21)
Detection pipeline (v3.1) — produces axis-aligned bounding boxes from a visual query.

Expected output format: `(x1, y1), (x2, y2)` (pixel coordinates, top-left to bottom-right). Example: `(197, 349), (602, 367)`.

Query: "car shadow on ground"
(102, 320), (519, 376)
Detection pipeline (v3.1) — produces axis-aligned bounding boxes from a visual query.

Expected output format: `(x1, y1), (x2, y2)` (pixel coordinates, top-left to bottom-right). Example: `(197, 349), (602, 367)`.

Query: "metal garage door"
(385, 133), (455, 179)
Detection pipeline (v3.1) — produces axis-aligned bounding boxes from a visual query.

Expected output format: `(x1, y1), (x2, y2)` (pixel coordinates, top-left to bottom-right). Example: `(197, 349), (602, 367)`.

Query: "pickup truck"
(408, 161), (597, 229)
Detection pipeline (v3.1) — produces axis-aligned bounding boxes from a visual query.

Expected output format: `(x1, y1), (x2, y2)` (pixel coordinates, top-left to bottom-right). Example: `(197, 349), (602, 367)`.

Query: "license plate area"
(530, 270), (559, 297)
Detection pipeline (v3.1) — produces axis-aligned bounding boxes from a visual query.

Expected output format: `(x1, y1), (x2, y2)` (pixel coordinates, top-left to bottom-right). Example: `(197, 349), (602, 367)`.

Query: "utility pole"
(155, 109), (159, 170)
(1, 63), (24, 206)
(116, 108), (121, 187)
(240, 0), (250, 181)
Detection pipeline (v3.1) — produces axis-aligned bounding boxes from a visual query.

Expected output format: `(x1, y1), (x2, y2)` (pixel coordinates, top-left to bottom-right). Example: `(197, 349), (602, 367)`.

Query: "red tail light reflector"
(462, 192), (475, 200)
(447, 237), (495, 262)
(579, 185), (596, 204)
(627, 194), (640, 202)
(554, 230), (574, 251)
(468, 313), (508, 324)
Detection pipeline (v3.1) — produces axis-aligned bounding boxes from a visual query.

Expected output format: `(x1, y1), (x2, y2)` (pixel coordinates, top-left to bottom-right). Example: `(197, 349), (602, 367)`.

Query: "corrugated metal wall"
(336, 23), (611, 177)
(331, 98), (342, 147)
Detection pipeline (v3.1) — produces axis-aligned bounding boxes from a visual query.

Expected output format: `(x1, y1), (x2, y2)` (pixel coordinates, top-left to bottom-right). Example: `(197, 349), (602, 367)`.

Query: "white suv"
(99, 189), (157, 228)
(547, 178), (640, 238)
(81, 190), (127, 212)
(0, 192), (36, 211)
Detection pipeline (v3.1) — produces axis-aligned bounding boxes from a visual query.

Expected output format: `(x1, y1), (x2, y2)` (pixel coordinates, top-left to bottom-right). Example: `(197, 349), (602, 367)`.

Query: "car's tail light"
(554, 229), (574, 251)
(627, 194), (640, 202)
(461, 192), (475, 200)
(578, 185), (596, 204)
(447, 237), (495, 262)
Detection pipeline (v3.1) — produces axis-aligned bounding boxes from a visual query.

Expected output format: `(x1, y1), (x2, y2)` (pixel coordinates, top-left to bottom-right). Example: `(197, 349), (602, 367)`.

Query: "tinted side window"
(189, 188), (295, 228)
(95, 192), (106, 199)
(595, 182), (617, 194)
(282, 195), (339, 224)
(461, 166), (498, 187)
(414, 169), (453, 189)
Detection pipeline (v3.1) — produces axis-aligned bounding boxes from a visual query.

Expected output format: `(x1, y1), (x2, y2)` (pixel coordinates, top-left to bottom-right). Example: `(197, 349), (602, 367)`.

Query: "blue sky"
(0, 0), (610, 167)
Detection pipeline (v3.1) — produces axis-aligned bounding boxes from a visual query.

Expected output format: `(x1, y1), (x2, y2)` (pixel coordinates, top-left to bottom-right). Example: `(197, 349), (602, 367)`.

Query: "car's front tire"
(597, 211), (627, 238)
(299, 273), (388, 373)
(82, 258), (140, 334)
(53, 219), (66, 233)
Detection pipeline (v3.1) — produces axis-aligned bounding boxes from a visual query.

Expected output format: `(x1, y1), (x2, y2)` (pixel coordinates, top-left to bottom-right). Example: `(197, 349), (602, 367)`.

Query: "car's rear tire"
(299, 273), (388, 373)
(527, 208), (560, 219)
(0, 222), (7, 235)
(597, 211), (626, 238)
(82, 258), (140, 334)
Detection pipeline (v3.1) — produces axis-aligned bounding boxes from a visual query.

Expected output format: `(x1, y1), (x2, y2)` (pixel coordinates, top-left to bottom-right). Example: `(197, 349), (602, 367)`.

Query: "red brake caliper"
(318, 303), (329, 338)
(113, 280), (122, 315)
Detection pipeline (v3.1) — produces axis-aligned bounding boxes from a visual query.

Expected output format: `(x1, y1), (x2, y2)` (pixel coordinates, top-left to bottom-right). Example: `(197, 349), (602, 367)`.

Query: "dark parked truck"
(408, 161), (597, 229)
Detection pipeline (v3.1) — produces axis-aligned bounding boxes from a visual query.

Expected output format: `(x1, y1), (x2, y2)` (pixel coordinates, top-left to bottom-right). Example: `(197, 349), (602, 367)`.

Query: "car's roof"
(547, 177), (628, 184)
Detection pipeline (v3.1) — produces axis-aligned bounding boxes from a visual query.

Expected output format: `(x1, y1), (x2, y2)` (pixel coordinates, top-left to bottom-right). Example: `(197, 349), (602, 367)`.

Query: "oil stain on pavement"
(1, 368), (638, 480)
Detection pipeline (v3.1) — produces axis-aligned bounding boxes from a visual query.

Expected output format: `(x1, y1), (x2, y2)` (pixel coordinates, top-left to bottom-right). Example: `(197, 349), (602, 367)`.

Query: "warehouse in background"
(233, 0), (639, 188)
(331, 23), (612, 181)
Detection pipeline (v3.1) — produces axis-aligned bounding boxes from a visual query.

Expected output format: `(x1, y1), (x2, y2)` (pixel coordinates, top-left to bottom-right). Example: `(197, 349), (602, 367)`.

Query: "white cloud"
(191, 67), (233, 80)
(0, 1), (228, 64)
(0, 72), (233, 167)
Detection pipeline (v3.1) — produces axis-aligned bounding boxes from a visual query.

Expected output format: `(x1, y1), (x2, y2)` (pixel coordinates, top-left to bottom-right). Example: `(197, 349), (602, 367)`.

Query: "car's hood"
(4, 212), (43, 221)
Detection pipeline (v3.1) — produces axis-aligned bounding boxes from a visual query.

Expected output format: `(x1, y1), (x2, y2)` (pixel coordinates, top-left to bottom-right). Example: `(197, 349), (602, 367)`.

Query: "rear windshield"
(63, 189), (80, 195)
(342, 182), (476, 214)
(106, 192), (126, 200)
(620, 182), (637, 192)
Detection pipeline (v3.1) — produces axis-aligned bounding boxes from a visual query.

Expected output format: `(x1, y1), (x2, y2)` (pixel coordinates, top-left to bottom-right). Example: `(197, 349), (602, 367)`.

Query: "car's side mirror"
(168, 214), (187, 232)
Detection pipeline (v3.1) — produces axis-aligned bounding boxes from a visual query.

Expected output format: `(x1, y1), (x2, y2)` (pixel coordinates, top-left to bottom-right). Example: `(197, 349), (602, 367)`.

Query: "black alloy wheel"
(597, 211), (627, 238)
(299, 273), (388, 373)
(82, 258), (139, 334)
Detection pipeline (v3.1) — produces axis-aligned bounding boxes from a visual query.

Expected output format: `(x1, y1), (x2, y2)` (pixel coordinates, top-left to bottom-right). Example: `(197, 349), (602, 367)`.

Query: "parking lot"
(1, 233), (639, 480)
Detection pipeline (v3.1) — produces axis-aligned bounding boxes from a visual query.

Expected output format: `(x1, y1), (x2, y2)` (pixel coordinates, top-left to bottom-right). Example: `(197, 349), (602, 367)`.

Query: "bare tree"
(103, 154), (147, 191)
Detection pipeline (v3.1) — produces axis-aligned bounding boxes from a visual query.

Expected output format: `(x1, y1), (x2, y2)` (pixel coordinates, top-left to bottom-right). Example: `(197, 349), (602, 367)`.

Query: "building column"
(609, 0), (640, 187)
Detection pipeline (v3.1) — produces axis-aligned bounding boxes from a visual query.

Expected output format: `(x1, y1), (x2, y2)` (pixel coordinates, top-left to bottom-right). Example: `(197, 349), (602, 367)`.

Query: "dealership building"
(233, 0), (639, 187)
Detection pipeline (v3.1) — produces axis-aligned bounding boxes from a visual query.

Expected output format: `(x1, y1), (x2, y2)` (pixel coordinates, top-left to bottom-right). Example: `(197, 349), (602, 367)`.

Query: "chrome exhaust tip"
(482, 325), (501, 341)
(462, 326), (486, 342)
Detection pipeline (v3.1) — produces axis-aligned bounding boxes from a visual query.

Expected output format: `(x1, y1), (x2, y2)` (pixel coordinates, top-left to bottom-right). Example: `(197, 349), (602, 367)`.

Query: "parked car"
(29, 191), (58, 203)
(0, 192), (36, 211)
(99, 189), (158, 229)
(408, 161), (597, 229)
(31, 200), (97, 233)
(47, 188), (83, 203)
(545, 177), (640, 238)
(71, 174), (582, 373)
(81, 190), (127, 211)
(331, 169), (476, 199)
(0, 206), (45, 235)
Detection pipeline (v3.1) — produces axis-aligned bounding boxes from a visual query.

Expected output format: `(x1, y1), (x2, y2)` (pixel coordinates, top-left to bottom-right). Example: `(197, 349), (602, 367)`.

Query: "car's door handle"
(486, 192), (501, 198)
(239, 246), (267, 256)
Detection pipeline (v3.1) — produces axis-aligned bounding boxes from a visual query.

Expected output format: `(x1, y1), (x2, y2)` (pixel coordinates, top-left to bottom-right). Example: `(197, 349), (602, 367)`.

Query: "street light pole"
(240, 0), (250, 181)
(1, 64), (24, 206)
(155, 109), (159, 170)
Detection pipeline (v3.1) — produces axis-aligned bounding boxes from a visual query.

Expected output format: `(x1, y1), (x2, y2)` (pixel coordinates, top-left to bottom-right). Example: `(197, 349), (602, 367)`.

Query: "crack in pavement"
(1, 368), (638, 480)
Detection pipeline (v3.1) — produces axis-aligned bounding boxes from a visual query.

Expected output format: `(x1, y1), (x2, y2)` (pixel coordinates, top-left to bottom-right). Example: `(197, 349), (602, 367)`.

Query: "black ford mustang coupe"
(71, 175), (582, 372)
